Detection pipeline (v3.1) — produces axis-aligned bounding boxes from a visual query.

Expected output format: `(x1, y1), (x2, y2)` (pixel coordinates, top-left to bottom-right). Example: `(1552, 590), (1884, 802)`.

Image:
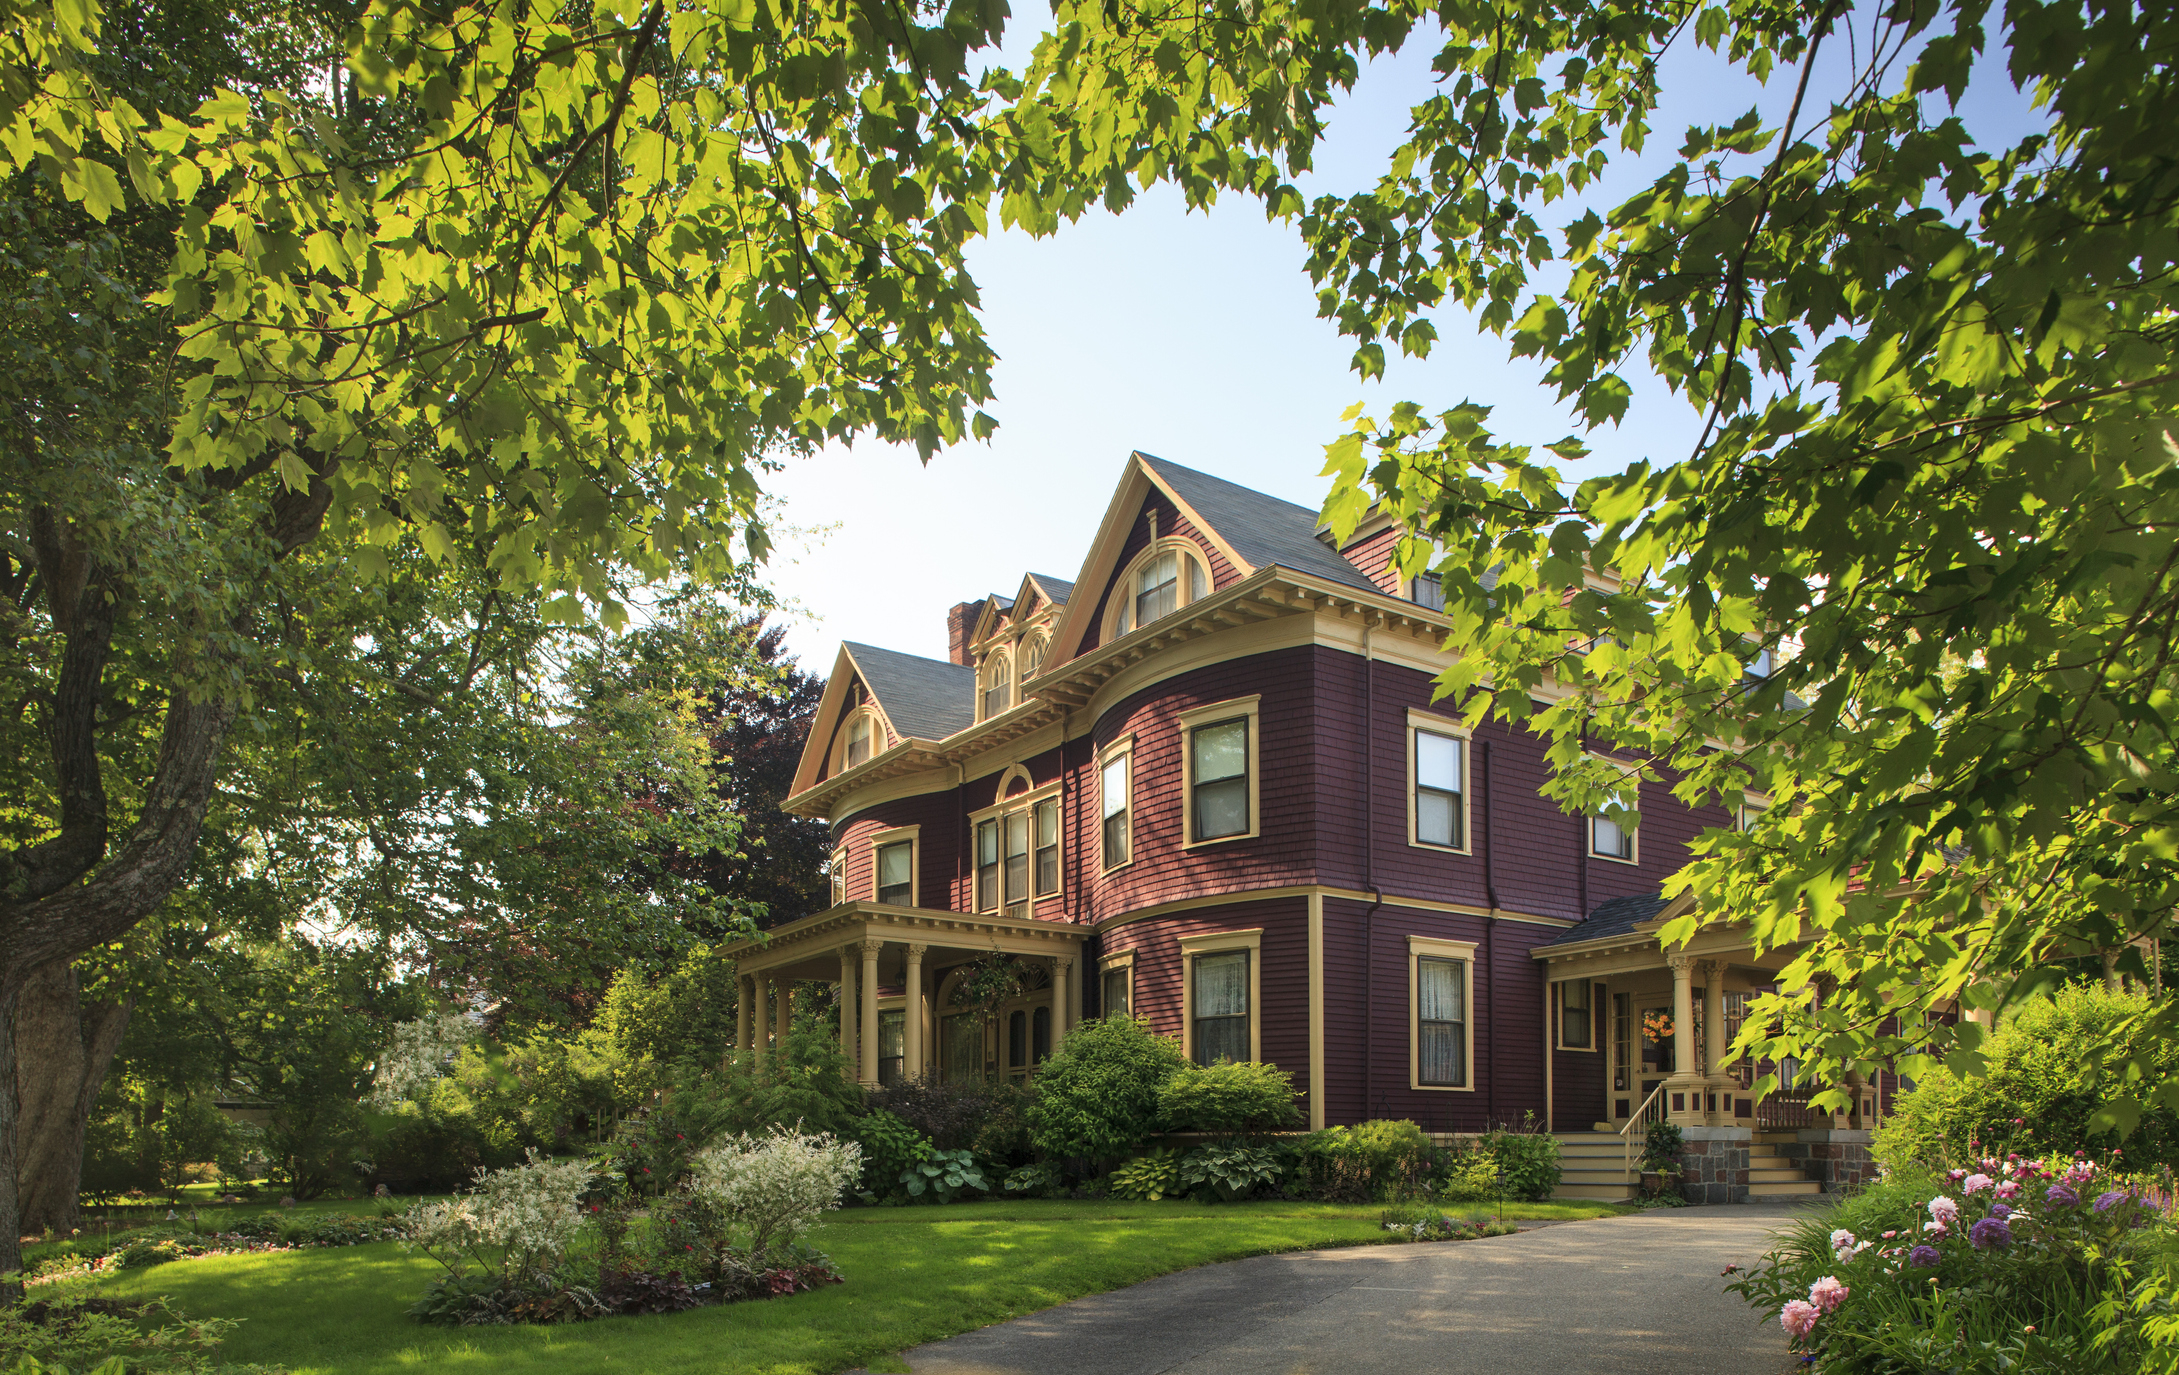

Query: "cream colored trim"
(1098, 949), (1136, 1019)
(869, 825), (921, 905)
(978, 764), (1043, 811)
(1142, 462), (1253, 582)
(1084, 613), (1315, 722)
(1087, 885), (1574, 936)
(832, 703), (888, 775)
(1587, 752), (1642, 865)
(1097, 734), (1136, 874)
(1408, 935), (1479, 1092)
(967, 780), (1065, 918)
(1553, 977), (1601, 1052)
(1405, 707), (1473, 855)
(1307, 892), (1326, 1130)
(1102, 537), (1217, 645)
(1179, 927), (1263, 1063)
(1177, 694), (1262, 848)
(977, 644), (1016, 723)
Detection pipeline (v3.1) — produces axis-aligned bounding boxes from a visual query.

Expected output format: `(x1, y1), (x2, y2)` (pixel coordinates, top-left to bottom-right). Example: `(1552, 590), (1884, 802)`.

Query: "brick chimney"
(946, 601), (981, 665)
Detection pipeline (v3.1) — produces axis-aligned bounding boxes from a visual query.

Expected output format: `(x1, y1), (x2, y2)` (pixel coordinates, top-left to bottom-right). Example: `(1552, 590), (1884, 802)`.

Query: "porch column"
(750, 974), (769, 1054)
(1054, 955), (1075, 1045)
(905, 944), (926, 1081)
(736, 975), (752, 1052)
(838, 945), (859, 1079)
(1703, 961), (1727, 1076)
(860, 939), (882, 1084)
(1668, 953), (1697, 1082)
(774, 976), (793, 1047)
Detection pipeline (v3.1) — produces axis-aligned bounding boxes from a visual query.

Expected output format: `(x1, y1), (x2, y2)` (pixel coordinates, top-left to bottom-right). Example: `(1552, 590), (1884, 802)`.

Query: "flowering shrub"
(405, 1149), (592, 1304)
(685, 1127), (860, 1265)
(1729, 1153), (2171, 1371)
(368, 1013), (477, 1109)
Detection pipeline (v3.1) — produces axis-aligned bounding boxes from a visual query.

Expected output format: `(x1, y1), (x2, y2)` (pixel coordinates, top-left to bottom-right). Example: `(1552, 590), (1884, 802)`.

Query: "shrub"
(0, 1291), (250, 1374)
(863, 1079), (1009, 1153)
(684, 1126), (861, 1265)
(1639, 1121), (1685, 1174)
(1482, 1130), (1561, 1203)
(1158, 1060), (1302, 1135)
(842, 1109), (927, 1198)
(1004, 1161), (1065, 1196)
(1727, 1152), (2165, 1371)
(1178, 1142), (1287, 1201)
(1434, 1148), (1501, 1202)
(1027, 1014), (1188, 1161)
(1877, 983), (2179, 1171)
(1108, 1149), (1185, 1202)
(1299, 1120), (1434, 1202)
(603, 1076), (741, 1197)
(966, 1081), (1038, 1169)
(716, 1025), (867, 1140)
(403, 1149), (593, 1295)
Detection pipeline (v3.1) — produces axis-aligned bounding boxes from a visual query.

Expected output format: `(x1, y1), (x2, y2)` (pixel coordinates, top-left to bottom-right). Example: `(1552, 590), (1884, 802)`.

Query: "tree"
(991, 0), (2179, 1122)
(0, 0), (1037, 1275)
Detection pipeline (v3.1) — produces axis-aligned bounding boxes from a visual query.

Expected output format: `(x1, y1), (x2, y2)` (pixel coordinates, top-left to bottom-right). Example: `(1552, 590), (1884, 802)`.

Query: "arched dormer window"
(1108, 541), (1211, 641)
(981, 649), (1013, 720)
(1021, 635), (1047, 681)
(837, 708), (881, 772)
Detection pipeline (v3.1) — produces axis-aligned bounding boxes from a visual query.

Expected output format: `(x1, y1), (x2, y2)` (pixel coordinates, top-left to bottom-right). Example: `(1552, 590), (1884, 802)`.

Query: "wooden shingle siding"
(1093, 898), (1310, 1087)
(1339, 526), (1404, 596)
(1087, 647), (1322, 917)
(1080, 490), (1239, 655)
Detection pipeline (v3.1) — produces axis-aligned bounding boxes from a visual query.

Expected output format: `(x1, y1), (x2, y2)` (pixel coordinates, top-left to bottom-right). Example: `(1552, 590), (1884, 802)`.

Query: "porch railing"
(1755, 1084), (1827, 1131)
(1620, 1081), (1669, 1177)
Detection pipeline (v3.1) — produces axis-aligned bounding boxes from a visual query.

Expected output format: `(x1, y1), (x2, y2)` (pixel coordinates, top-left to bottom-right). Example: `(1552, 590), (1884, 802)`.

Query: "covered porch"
(720, 902), (1089, 1086)
(1539, 904), (1881, 1134)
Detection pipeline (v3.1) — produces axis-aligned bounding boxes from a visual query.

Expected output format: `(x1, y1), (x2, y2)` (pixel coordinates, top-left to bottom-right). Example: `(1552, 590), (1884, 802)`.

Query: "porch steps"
(1547, 1131), (1823, 1201)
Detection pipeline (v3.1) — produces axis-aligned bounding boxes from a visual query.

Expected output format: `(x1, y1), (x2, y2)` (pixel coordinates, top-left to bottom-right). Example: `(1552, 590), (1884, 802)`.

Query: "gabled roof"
(840, 641), (975, 742)
(1140, 455), (1379, 596)
(1027, 573), (1074, 604)
(1544, 891), (1674, 947)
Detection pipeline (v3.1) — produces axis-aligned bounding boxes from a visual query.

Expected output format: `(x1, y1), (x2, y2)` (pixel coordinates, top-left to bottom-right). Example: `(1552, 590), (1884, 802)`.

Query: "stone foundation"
(1677, 1125), (1752, 1204)
(1774, 1128), (1876, 1192)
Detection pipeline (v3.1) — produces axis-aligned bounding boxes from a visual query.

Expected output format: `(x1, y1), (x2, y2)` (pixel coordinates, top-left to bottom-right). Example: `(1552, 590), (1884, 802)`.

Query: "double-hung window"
(1102, 964), (1131, 1018)
(1002, 809), (1031, 916)
(1191, 950), (1250, 1065)
(877, 1010), (906, 1086)
(1136, 552), (1179, 626)
(1418, 957), (1467, 1086)
(1100, 749), (1131, 868)
(845, 714), (873, 768)
(876, 840), (913, 906)
(1112, 545), (1210, 636)
(1034, 799), (1061, 897)
(974, 820), (1000, 911)
(1590, 763), (1638, 862)
(983, 653), (1012, 719)
(1411, 572), (1445, 611)
(1190, 718), (1249, 841)
(1413, 727), (1464, 849)
(1559, 979), (1593, 1049)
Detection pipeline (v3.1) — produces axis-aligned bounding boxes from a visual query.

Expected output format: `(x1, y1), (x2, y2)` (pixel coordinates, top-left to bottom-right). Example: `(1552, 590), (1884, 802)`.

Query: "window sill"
(1407, 839), (1473, 856)
(1411, 1083), (1475, 1092)
(1556, 1044), (1600, 1053)
(1589, 851), (1640, 866)
(1182, 831), (1259, 851)
(1099, 859), (1136, 878)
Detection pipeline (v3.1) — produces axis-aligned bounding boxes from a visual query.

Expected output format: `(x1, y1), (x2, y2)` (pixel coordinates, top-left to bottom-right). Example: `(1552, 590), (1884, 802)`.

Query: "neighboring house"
(723, 453), (1881, 1199)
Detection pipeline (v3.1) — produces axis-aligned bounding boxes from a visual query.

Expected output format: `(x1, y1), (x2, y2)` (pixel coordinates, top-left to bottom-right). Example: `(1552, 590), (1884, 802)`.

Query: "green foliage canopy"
(1025, 1013), (1187, 1161)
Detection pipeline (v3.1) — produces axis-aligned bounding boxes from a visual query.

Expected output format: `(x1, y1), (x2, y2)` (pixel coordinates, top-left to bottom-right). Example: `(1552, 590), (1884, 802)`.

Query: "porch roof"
(718, 901), (1090, 982)
(1541, 891), (1680, 949)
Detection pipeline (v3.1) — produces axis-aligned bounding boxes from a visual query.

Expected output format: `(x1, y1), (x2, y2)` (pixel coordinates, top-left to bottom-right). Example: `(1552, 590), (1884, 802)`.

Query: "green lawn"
(79, 1198), (1628, 1374)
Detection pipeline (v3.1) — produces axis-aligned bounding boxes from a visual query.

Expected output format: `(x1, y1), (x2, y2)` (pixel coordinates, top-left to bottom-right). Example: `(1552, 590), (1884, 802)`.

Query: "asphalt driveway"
(865, 1205), (1807, 1375)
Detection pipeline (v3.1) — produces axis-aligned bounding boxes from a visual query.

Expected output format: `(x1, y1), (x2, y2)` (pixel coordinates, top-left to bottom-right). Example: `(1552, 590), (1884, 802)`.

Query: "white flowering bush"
(686, 1127), (861, 1264)
(369, 1012), (477, 1109)
(405, 1149), (591, 1290)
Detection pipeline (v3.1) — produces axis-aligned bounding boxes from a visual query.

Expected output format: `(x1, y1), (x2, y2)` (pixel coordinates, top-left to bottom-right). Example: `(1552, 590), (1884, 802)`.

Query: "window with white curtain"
(1112, 545), (1210, 636)
(1414, 729), (1464, 848)
(876, 840), (913, 906)
(1418, 956), (1467, 1086)
(1191, 950), (1250, 1065)
(1101, 751), (1131, 867)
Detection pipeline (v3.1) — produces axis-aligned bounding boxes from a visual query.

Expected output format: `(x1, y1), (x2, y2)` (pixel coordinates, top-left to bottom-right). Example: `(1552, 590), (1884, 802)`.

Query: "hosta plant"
(1109, 1150), (1186, 1202)
(1178, 1143), (1286, 1202)
(899, 1147), (986, 1204)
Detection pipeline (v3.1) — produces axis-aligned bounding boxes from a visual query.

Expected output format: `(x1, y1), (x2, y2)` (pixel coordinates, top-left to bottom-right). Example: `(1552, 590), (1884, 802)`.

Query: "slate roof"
(843, 641), (976, 742)
(1545, 891), (1673, 947)
(1029, 573), (1075, 604)
(1141, 455), (1380, 594)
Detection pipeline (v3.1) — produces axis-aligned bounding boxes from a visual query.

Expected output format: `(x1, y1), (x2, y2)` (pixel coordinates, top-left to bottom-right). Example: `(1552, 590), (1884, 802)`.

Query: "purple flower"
(2045, 1184), (2079, 1207)
(2096, 1190), (2130, 1213)
(1908, 1244), (1942, 1268)
(1987, 1201), (2013, 1221)
(1968, 1217), (2012, 1249)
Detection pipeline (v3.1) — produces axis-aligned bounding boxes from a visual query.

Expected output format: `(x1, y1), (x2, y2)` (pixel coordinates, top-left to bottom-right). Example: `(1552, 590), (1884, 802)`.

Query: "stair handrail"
(1619, 1081), (1669, 1177)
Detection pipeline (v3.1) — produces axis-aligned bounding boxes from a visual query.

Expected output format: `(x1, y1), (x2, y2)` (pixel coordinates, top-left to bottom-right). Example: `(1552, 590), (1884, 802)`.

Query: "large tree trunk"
(14, 960), (134, 1236)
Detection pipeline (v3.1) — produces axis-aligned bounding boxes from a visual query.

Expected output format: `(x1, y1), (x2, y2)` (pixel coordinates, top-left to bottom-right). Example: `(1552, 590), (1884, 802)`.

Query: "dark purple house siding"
(1096, 897), (1311, 1089)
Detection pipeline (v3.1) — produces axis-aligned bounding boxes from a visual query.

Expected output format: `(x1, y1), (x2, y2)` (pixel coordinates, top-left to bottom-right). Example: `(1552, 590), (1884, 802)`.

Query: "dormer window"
(1021, 635), (1047, 680)
(982, 650), (1013, 720)
(844, 713), (873, 768)
(1109, 541), (1211, 639)
(1411, 572), (1445, 612)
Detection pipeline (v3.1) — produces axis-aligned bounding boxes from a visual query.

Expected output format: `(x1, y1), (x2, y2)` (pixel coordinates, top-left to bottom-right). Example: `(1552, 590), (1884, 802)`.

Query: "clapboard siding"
(1338, 526), (1404, 596)
(1095, 897), (1311, 1088)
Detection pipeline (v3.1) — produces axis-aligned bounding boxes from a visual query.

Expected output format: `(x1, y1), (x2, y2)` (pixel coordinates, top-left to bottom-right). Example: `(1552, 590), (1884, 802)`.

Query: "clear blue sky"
(757, 14), (2037, 670)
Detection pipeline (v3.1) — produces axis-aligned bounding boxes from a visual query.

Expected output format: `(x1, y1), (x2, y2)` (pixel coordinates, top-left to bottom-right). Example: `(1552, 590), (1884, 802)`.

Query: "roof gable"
(842, 641), (975, 742)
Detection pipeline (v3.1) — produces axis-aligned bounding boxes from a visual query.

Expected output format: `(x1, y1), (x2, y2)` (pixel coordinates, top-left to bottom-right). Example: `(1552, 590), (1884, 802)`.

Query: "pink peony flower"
(1995, 1181), (2019, 1200)
(1962, 1173), (1994, 1195)
(1781, 1299), (1819, 1340)
(1881, 1230), (1898, 1239)
(1929, 1196), (1960, 1225)
(1809, 1276), (1850, 1314)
